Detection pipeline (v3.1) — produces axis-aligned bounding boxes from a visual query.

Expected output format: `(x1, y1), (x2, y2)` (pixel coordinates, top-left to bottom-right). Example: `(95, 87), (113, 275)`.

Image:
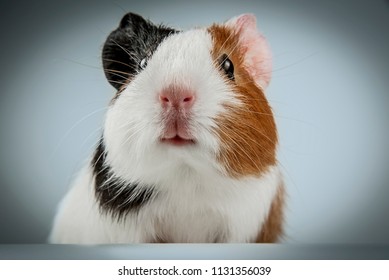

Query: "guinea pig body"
(49, 13), (285, 243)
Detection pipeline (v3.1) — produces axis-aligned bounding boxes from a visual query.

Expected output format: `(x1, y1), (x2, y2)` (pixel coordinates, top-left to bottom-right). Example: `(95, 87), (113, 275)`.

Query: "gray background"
(0, 0), (388, 244)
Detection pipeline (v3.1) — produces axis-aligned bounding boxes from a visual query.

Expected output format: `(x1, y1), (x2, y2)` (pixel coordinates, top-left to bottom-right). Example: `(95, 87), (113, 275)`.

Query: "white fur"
(50, 29), (282, 243)
(50, 164), (282, 243)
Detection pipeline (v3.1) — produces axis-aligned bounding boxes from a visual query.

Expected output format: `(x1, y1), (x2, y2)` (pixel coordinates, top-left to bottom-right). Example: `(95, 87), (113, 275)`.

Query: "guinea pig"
(49, 12), (285, 243)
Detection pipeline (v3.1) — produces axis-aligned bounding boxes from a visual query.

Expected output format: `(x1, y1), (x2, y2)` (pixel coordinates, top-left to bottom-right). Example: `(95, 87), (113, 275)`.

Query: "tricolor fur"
(49, 13), (285, 243)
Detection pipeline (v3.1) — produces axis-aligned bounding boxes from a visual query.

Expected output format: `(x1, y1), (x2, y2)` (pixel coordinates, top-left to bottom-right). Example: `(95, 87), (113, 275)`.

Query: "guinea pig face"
(102, 13), (277, 183)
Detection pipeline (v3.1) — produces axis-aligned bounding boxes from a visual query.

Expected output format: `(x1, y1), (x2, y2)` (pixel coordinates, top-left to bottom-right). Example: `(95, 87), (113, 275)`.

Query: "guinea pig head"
(101, 13), (277, 181)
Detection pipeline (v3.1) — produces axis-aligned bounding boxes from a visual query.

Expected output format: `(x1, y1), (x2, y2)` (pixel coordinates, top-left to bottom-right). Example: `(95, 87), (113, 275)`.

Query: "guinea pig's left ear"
(226, 14), (272, 89)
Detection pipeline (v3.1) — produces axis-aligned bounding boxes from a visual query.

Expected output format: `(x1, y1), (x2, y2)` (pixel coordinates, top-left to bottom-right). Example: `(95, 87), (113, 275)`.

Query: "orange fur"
(208, 25), (278, 178)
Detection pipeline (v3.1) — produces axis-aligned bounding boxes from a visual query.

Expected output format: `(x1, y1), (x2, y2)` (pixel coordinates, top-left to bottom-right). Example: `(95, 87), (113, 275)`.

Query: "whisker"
(228, 106), (316, 127)
(105, 113), (159, 164)
(219, 121), (276, 154)
(105, 69), (130, 80)
(106, 79), (129, 87)
(211, 34), (241, 68)
(49, 106), (109, 162)
(212, 26), (236, 58)
(111, 1), (127, 13)
(60, 58), (100, 69)
(272, 51), (319, 74)
(79, 126), (104, 153)
(239, 51), (319, 80)
(103, 58), (135, 69)
(123, 120), (153, 146)
(110, 39), (138, 60)
(233, 96), (288, 105)
(215, 123), (265, 173)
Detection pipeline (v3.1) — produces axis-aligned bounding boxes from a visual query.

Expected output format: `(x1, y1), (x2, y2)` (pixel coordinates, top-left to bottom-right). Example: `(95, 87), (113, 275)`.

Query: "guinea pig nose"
(159, 87), (195, 110)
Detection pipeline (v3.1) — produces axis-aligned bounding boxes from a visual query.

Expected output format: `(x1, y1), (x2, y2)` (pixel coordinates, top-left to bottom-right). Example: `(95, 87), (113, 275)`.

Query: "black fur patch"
(92, 139), (155, 219)
(102, 12), (177, 90)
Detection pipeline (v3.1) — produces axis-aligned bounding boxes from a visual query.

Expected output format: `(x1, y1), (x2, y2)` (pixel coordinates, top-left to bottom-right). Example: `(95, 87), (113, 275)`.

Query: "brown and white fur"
(49, 13), (285, 243)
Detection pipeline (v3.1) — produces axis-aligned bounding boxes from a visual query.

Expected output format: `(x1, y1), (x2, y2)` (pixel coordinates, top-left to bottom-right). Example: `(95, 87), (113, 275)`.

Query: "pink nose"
(159, 86), (195, 110)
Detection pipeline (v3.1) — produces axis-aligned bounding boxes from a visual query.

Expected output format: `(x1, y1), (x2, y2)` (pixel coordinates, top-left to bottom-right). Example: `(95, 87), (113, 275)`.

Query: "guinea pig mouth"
(160, 135), (196, 146)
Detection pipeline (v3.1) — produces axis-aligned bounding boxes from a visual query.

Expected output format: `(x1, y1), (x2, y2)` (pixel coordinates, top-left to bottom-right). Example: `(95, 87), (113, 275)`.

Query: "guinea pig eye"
(139, 57), (148, 69)
(220, 54), (234, 80)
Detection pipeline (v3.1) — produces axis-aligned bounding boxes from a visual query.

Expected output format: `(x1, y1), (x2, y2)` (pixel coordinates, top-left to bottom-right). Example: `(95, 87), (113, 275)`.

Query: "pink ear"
(226, 14), (272, 89)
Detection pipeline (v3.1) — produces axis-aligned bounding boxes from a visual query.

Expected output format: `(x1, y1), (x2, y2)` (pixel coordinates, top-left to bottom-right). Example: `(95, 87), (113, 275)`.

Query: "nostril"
(183, 96), (193, 103)
(160, 95), (170, 103)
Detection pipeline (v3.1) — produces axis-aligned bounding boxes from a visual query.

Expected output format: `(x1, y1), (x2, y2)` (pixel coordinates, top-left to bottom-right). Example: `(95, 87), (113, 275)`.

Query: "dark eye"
(139, 57), (148, 69)
(220, 54), (234, 80)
